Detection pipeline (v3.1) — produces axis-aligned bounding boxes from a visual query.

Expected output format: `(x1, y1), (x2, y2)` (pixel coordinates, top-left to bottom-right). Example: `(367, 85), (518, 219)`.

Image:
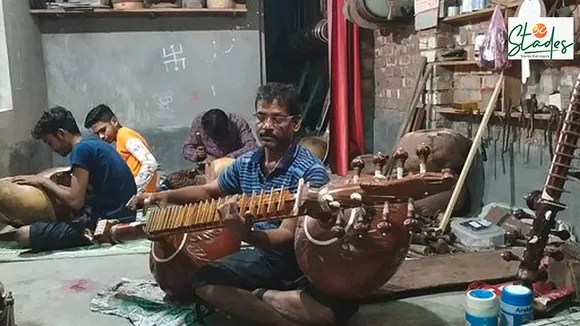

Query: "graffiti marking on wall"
(162, 44), (186, 72)
(153, 90), (175, 118)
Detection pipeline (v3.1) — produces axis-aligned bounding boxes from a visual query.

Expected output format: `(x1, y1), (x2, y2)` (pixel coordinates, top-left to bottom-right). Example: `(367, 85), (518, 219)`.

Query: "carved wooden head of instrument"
(294, 143), (458, 297)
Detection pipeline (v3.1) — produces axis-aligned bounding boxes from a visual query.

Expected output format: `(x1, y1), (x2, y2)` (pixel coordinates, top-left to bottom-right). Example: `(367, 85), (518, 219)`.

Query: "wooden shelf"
(435, 107), (552, 120)
(433, 60), (478, 66)
(29, 6), (247, 17)
(442, 4), (519, 24)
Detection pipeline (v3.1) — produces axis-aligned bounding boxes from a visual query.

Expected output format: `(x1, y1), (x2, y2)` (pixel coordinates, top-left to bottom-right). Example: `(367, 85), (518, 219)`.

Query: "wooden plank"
(30, 6), (247, 17)
(442, 4), (519, 24)
(435, 107), (551, 120)
(367, 248), (524, 299)
(443, 7), (496, 24)
(433, 60), (478, 66)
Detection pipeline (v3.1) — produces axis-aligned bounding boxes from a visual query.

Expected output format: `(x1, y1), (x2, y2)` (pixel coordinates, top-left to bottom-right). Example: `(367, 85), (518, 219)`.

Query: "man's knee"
(268, 290), (335, 325)
(295, 291), (335, 324)
(15, 226), (31, 246)
(195, 284), (214, 301)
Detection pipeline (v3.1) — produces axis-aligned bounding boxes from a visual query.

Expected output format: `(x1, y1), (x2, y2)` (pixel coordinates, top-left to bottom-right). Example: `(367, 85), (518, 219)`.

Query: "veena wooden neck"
(145, 179), (316, 237)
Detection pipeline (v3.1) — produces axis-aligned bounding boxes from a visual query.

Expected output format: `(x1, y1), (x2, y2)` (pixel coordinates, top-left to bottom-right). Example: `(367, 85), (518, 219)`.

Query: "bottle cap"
(466, 289), (499, 311)
(501, 285), (533, 306)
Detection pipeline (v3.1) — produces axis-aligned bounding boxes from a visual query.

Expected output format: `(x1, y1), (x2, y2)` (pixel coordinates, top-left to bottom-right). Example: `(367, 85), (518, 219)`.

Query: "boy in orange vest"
(84, 104), (158, 193)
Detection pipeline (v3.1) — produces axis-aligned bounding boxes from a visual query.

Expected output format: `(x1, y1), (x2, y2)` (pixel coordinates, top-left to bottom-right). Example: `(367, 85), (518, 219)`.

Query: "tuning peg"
(330, 210), (346, 238)
(351, 156), (365, 182)
(377, 201), (392, 236)
(349, 192), (363, 202)
(353, 209), (370, 237)
(393, 147), (408, 179)
(441, 168), (454, 180)
(373, 152), (388, 178)
(501, 250), (522, 262)
(403, 198), (418, 229)
(416, 143), (431, 174)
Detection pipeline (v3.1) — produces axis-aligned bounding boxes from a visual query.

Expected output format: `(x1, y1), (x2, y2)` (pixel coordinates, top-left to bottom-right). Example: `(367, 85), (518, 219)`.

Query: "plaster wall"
(0, 0), (52, 177)
(37, 1), (264, 174)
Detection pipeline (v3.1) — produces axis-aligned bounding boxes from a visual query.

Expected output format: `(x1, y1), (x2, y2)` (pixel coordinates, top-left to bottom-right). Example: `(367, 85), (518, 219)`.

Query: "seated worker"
(12, 106), (137, 252)
(182, 108), (258, 163)
(84, 104), (159, 193)
(131, 83), (358, 326)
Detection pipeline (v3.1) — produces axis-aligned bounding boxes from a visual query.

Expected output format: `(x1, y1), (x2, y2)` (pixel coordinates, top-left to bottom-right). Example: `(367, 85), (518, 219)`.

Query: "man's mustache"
(259, 133), (275, 138)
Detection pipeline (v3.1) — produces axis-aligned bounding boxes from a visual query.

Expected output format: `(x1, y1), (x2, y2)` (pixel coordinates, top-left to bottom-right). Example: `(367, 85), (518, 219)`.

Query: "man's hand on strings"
(127, 191), (168, 214)
(217, 195), (252, 240)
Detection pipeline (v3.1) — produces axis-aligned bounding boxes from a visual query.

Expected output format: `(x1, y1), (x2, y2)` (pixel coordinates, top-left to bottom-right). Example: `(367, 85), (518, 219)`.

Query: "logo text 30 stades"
(507, 17), (574, 60)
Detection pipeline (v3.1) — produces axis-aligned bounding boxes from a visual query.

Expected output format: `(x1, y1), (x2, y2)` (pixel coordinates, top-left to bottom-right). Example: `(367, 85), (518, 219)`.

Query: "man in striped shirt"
(131, 83), (358, 325)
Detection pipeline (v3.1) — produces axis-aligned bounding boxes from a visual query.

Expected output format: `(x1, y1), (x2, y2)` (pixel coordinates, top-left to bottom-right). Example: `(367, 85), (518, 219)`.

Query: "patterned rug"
(90, 278), (212, 326)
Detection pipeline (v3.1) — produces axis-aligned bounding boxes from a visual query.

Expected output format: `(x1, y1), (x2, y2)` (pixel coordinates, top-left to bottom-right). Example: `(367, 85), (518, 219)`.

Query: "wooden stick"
(437, 73), (504, 232)
(410, 244), (432, 256)
(398, 59), (430, 140)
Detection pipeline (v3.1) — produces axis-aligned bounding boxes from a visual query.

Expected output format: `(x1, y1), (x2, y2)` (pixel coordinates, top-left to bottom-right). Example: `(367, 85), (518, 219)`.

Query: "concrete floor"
(1, 253), (468, 326)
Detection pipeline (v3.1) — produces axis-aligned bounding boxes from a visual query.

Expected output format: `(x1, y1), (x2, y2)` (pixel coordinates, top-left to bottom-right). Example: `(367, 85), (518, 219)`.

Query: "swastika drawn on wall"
(162, 44), (186, 72)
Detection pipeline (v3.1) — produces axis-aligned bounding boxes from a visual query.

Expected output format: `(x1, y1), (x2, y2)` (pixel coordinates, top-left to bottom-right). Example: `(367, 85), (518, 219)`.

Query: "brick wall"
(525, 64), (579, 112)
(375, 23), (421, 111)
(372, 22), (502, 124)
(371, 23), (425, 153)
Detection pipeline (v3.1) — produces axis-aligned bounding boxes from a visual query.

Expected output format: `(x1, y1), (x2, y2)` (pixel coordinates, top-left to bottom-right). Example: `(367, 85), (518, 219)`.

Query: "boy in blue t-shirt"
(11, 106), (137, 252)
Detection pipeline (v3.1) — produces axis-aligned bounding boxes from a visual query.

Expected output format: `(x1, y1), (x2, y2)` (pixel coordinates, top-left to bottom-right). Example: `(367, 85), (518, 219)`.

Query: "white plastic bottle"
(466, 289), (500, 326)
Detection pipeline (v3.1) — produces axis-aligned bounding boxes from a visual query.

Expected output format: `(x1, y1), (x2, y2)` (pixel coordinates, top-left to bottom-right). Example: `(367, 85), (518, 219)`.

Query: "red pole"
(328, 0), (349, 175)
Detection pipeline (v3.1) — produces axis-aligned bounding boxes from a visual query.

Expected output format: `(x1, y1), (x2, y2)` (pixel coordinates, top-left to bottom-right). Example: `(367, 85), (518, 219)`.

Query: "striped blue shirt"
(218, 143), (330, 231)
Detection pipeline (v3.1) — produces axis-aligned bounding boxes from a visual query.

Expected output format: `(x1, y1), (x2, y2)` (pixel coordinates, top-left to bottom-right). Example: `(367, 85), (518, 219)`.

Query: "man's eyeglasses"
(254, 113), (295, 125)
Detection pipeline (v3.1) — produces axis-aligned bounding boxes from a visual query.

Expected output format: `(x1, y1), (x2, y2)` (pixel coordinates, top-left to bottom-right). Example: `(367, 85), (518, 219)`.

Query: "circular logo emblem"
(532, 23), (547, 38)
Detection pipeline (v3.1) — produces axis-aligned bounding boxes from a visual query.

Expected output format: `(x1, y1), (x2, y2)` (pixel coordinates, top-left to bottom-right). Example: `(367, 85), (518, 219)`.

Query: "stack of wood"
(407, 215), (462, 258)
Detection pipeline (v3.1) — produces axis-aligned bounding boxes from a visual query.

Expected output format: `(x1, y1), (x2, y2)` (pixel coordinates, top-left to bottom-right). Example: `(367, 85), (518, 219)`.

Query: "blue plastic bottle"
(500, 285), (533, 326)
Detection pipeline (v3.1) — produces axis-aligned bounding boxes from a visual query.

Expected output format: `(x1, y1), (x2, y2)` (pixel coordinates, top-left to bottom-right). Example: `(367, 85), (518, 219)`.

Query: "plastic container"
(466, 289), (499, 326)
(451, 218), (506, 250)
(500, 285), (533, 326)
(475, 33), (486, 59)
(207, 0), (235, 9)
